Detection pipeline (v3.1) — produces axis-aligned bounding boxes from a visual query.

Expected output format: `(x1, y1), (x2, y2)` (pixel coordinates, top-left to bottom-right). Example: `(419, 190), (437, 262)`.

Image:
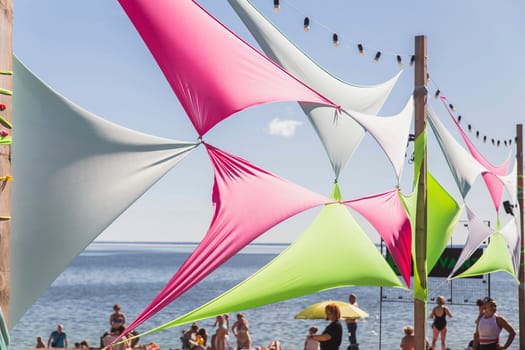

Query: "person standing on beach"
(232, 313), (251, 350)
(345, 293), (359, 350)
(48, 324), (68, 348)
(214, 314), (229, 350)
(308, 303), (342, 350)
(429, 296), (452, 350)
(473, 299), (515, 350)
(110, 304), (127, 330)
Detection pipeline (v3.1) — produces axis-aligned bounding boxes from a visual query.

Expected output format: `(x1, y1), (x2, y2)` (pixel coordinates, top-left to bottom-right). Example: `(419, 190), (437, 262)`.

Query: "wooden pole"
(517, 124), (524, 350)
(413, 35), (428, 350)
(0, 0), (13, 327)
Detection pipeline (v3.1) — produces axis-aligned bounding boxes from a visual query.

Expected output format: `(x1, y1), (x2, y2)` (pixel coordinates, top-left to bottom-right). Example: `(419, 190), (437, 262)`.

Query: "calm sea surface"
(10, 242), (520, 350)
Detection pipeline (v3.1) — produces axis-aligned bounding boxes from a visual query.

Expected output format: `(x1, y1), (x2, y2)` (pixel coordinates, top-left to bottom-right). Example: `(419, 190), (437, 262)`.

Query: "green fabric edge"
(137, 201), (404, 337)
(452, 232), (517, 281)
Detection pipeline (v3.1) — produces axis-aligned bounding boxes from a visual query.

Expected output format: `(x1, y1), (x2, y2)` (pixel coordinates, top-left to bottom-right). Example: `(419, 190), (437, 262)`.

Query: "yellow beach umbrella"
(294, 300), (369, 320)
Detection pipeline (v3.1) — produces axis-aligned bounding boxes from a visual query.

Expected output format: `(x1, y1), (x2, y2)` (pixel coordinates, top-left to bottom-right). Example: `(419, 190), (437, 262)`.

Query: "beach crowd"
(36, 294), (516, 350)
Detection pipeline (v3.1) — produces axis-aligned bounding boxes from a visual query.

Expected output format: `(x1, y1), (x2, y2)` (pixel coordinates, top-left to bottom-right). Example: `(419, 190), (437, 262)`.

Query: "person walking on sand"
(473, 299), (515, 350)
(48, 324), (68, 348)
(429, 296), (452, 350)
(345, 293), (359, 350)
(232, 313), (251, 350)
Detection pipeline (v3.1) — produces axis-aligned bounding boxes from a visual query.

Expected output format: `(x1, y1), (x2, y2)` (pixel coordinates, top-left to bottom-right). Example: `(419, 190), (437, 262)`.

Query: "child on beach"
(36, 336), (46, 348)
(304, 327), (320, 350)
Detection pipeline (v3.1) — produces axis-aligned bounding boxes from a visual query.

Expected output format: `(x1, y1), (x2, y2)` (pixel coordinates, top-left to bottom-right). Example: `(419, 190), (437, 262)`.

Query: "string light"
(434, 89), (440, 98)
(467, 124), (471, 132)
(332, 33), (339, 47)
(483, 136), (487, 143)
(303, 17), (310, 32)
(357, 43), (364, 56)
(448, 103), (455, 111)
(374, 51), (381, 62)
(410, 55), (415, 66)
(476, 131), (479, 138)
(273, 0), (280, 13)
(457, 115), (462, 123)
(396, 55), (402, 66)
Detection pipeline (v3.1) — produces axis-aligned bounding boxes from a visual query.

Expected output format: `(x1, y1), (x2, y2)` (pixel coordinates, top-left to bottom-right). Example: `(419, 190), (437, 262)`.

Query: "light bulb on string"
(410, 55), (415, 66)
(483, 136), (487, 143)
(396, 55), (402, 66)
(497, 140), (500, 147)
(476, 131), (479, 138)
(492, 138), (495, 145)
(504, 140), (508, 146)
(434, 89), (440, 98)
(303, 17), (310, 32)
(457, 115), (462, 123)
(374, 51), (381, 62)
(449, 104), (455, 111)
(358, 43), (364, 56)
(273, 0), (280, 13)
(332, 33), (339, 47)
(468, 124), (472, 132)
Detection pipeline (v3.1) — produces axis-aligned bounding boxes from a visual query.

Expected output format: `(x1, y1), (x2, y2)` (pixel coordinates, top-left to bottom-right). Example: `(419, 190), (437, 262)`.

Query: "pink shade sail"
(343, 190), (412, 287)
(440, 97), (510, 210)
(118, 0), (336, 136)
(118, 143), (330, 341)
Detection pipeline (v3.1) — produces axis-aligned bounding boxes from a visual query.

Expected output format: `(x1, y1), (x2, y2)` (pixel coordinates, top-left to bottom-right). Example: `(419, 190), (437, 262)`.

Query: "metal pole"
(516, 124), (524, 350)
(413, 35), (428, 350)
(0, 0), (14, 327)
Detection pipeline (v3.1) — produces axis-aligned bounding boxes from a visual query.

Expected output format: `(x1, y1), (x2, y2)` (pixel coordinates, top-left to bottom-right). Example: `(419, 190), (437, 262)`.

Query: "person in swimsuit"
(232, 313), (251, 350)
(473, 299), (515, 350)
(109, 304), (127, 330)
(429, 296), (452, 350)
(214, 314), (229, 350)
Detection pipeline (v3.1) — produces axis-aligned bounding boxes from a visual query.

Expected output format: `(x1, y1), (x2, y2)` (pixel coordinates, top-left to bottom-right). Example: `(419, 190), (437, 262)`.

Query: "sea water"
(9, 242), (520, 350)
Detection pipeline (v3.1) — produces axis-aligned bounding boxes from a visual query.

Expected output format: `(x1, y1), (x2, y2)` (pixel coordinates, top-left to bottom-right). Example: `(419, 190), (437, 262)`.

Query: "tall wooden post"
(0, 0), (13, 327)
(413, 35), (428, 350)
(517, 124), (524, 350)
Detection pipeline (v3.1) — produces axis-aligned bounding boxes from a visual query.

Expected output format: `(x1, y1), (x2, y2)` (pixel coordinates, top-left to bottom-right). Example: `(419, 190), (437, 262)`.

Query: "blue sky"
(13, 0), (524, 243)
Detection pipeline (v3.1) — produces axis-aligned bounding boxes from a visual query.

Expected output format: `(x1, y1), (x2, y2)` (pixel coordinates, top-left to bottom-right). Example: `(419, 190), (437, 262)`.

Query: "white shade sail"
(227, 0), (401, 178)
(343, 97), (413, 182)
(428, 107), (486, 198)
(10, 57), (198, 327)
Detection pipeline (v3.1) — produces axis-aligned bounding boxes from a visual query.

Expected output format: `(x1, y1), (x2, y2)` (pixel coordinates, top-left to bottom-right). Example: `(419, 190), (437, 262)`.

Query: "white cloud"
(267, 118), (303, 137)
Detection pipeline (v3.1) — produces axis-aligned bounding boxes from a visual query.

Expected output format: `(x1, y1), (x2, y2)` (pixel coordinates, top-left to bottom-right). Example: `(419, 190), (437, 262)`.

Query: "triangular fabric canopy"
(343, 97), (413, 182)
(402, 173), (462, 273)
(120, 144), (331, 339)
(227, 0), (401, 178)
(453, 232), (516, 280)
(344, 189), (412, 287)
(448, 206), (494, 278)
(118, 0), (336, 137)
(11, 57), (198, 328)
(498, 217), (520, 278)
(440, 97), (511, 211)
(135, 202), (403, 337)
(427, 107), (486, 199)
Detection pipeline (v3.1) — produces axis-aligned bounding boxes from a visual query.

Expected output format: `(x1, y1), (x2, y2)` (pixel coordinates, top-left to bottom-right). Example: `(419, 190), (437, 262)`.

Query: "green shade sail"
(402, 171), (462, 301)
(140, 202), (403, 336)
(453, 232), (516, 280)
